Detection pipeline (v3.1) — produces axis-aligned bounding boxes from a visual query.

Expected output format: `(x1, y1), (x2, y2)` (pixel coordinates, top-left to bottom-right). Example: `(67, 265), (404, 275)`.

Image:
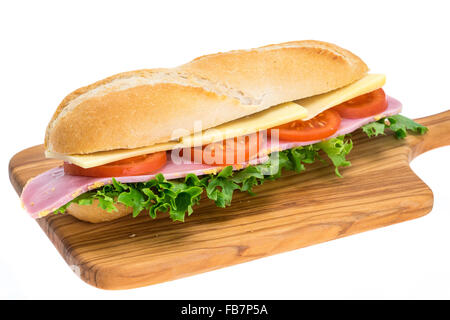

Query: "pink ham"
(21, 96), (402, 219)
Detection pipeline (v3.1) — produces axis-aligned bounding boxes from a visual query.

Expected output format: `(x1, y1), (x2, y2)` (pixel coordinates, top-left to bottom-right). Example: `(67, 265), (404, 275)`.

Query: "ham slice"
(21, 96), (402, 219)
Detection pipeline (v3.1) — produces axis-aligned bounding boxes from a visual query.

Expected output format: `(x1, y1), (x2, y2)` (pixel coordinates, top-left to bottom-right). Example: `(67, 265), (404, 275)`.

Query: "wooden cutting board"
(9, 111), (450, 290)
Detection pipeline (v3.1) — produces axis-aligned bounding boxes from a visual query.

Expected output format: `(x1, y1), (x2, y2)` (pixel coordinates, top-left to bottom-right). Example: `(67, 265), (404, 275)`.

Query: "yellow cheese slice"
(45, 102), (308, 168)
(297, 73), (386, 120)
(46, 74), (385, 168)
(45, 102), (308, 169)
(44, 141), (179, 169)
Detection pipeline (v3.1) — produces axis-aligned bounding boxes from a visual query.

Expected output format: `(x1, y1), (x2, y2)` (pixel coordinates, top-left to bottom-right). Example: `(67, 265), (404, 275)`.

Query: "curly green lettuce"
(55, 115), (427, 222)
(362, 114), (428, 139)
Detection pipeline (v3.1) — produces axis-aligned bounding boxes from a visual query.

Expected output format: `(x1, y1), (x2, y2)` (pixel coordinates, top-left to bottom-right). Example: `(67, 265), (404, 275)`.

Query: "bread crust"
(66, 200), (132, 223)
(45, 40), (368, 155)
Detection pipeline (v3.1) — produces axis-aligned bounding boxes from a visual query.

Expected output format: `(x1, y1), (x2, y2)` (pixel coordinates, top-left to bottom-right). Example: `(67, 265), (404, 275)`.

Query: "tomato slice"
(269, 109), (341, 141)
(333, 88), (388, 119)
(185, 133), (264, 166)
(64, 151), (167, 177)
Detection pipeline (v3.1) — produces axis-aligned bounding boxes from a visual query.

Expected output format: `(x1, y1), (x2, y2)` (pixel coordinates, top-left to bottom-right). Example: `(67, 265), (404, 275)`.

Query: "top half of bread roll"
(45, 40), (368, 155)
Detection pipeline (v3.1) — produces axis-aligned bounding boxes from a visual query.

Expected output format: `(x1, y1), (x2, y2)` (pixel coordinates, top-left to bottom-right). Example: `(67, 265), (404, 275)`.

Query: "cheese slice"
(297, 73), (386, 120)
(45, 141), (179, 169)
(45, 102), (307, 168)
(46, 73), (385, 168)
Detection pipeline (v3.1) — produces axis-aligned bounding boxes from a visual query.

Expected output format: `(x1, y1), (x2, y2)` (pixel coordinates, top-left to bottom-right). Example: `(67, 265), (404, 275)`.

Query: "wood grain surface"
(9, 110), (450, 290)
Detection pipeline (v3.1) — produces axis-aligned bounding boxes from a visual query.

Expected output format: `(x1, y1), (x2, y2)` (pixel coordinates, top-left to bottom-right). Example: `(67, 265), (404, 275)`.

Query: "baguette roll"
(66, 200), (132, 223)
(45, 40), (368, 155)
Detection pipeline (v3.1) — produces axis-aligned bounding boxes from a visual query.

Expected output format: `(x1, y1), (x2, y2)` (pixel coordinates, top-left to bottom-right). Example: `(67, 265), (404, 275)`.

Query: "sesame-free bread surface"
(66, 200), (132, 223)
(45, 40), (368, 155)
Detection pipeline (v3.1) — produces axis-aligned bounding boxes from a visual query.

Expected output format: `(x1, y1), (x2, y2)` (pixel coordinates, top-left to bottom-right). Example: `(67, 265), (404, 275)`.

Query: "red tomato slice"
(269, 109), (341, 141)
(186, 133), (264, 166)
(333, 88), (388, 119)
(64, 151), (167, 177)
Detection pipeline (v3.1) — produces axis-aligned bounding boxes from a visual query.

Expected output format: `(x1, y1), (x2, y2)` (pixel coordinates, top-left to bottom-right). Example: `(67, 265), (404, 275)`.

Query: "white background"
(1, 0), (449, 299)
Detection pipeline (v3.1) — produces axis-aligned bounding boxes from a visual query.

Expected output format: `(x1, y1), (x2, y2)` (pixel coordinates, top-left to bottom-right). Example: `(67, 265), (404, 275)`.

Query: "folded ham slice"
(21, 96), (402, 219)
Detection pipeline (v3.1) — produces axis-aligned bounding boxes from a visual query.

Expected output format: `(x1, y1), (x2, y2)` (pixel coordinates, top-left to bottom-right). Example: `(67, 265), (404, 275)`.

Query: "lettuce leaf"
(362, 115), (428, 139)
(54, 115), (427, 222)
(317, 136), (353, 177)
(362, 121), (386, 138)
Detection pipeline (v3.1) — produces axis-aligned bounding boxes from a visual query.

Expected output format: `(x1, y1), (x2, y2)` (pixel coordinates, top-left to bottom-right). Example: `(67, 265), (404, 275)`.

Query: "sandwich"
(20, 40), (428, 223)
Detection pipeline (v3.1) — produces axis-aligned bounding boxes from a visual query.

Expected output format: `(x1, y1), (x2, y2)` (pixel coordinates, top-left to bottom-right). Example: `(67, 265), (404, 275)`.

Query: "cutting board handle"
(408, 109), (450, 160)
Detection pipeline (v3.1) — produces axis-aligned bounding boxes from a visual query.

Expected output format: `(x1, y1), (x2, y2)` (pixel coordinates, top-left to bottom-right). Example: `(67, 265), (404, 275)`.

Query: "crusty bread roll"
(45, 40), (368, 155)
(66, 200), (132, 223)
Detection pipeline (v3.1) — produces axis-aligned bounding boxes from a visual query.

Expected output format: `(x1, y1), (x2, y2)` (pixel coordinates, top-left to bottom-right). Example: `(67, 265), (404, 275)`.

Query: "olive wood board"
(9, 110), (450, 290)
